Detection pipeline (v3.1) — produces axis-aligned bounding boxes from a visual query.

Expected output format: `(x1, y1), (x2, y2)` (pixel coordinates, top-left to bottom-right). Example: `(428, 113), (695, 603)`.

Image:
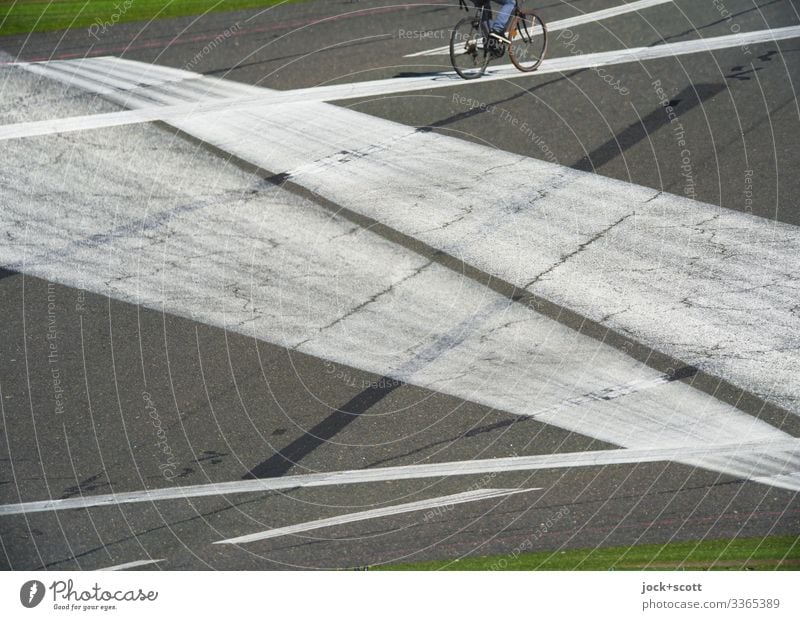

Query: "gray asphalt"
(1, 0), (799, 570)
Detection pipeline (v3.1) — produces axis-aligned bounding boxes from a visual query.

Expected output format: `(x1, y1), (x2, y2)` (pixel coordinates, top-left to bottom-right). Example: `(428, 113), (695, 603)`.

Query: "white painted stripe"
(18, 55), (200, 84)
(213, 488), (537, 544)
(298, 25), (800, 102)
(18, 61), (124, 99)
(0, 108), (171, 140)
(158, 86), (800, 421)
(753, 473), (800, 489)
(406, 0), (674, 57)
(4, 26), (799, 142)
(98, 55), (266, 97)
(68, 57), (199, 88)
(97, 559), (165, 571)
(17, 59), (206, 108)
(2, 441), (798, 516)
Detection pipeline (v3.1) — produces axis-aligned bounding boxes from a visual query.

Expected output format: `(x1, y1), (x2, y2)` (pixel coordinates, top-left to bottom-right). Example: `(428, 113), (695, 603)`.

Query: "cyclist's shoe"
(487, 30), (509, 57)
(489, 30), (511, 45)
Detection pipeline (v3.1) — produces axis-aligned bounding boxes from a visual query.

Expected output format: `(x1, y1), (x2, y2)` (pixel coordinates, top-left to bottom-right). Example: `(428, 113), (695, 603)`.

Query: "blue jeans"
(490, 0), (515, 33)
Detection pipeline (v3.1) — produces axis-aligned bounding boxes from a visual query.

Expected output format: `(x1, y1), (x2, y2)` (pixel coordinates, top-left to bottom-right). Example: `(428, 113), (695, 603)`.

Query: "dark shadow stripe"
(264, 171), (291, 186)
(668, 365), (699, 381)
(243, 377), (403, 479)
(419, 73), (574, 131)
(572, 83), (727, 172)
(0, 267), (19, 280)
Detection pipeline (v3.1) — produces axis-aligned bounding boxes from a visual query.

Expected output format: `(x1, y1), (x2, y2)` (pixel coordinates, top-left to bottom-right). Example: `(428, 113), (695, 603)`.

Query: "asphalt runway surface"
(1, 0), (799, 570)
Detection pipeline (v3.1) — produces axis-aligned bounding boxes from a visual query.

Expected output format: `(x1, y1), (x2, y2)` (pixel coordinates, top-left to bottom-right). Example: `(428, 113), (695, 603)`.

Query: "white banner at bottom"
(1, 570), (797, 620)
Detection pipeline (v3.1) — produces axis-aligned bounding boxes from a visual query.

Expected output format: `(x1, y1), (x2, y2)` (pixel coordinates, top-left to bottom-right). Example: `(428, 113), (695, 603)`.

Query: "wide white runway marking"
(213, 488), (537, 545)
(2, 440), (798, 516)
(2, 34), (799, 501)
(97, 559), (165, 570)
(145, 67), (799, 418)
(3, 26), (799, 142)
(405, 0), (675, 57)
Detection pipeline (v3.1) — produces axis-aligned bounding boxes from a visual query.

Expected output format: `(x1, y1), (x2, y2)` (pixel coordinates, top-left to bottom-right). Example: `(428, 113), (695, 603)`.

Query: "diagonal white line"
(213, 488), (537, 544)
(298, 25), (800, 101)
(2, 26), (799, 142)
(97, 559), (165, 571)
(1, 441), (798, 516)
(0, 108), (172, 140)
(405, 0), (674, 57)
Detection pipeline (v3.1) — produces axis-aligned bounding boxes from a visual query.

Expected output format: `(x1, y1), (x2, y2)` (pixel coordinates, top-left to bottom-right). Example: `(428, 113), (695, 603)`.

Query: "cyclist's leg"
(489, 0), (515, 37)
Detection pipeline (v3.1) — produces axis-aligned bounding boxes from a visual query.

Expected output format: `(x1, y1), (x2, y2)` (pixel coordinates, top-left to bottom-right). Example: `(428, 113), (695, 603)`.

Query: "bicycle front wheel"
(450, 16), (490, 80)
(508, 11), (547, 72)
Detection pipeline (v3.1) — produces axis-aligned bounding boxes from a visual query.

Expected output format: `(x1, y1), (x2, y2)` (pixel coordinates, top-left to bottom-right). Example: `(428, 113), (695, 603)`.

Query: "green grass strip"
(378, 536), (800, 570)
(0, 1), (306, 36)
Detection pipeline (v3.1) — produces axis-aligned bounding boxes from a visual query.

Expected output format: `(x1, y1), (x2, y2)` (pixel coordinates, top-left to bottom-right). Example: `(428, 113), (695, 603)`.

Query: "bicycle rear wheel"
(450, 16), (490, 80)
(508, 11), (547, 72)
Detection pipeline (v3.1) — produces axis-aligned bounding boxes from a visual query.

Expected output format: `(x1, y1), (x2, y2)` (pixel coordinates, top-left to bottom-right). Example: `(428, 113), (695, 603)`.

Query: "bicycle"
(450, 0), (548, 80)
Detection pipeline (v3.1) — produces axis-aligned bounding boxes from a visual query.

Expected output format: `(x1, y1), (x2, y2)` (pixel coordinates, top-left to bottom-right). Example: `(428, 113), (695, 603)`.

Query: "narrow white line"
(96, 559), (165, 571)
(405, 0), (674, 57)
(3, 26), (798, 142)
(1, 440), (797, 516)
(0, 108), (170, 140)
(213, 488), (536, 545)
(304, 25), (800, 102)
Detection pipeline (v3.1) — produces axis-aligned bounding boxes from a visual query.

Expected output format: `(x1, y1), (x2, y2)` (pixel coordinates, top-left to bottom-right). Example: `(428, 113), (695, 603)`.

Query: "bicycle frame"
(459, 0), (519, 34)
(459, 1), (491, 41)
(451, 0), (547, 78)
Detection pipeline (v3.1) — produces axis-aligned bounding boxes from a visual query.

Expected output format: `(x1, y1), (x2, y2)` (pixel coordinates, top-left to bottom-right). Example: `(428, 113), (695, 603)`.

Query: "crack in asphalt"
(523, 213), (634, 288)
